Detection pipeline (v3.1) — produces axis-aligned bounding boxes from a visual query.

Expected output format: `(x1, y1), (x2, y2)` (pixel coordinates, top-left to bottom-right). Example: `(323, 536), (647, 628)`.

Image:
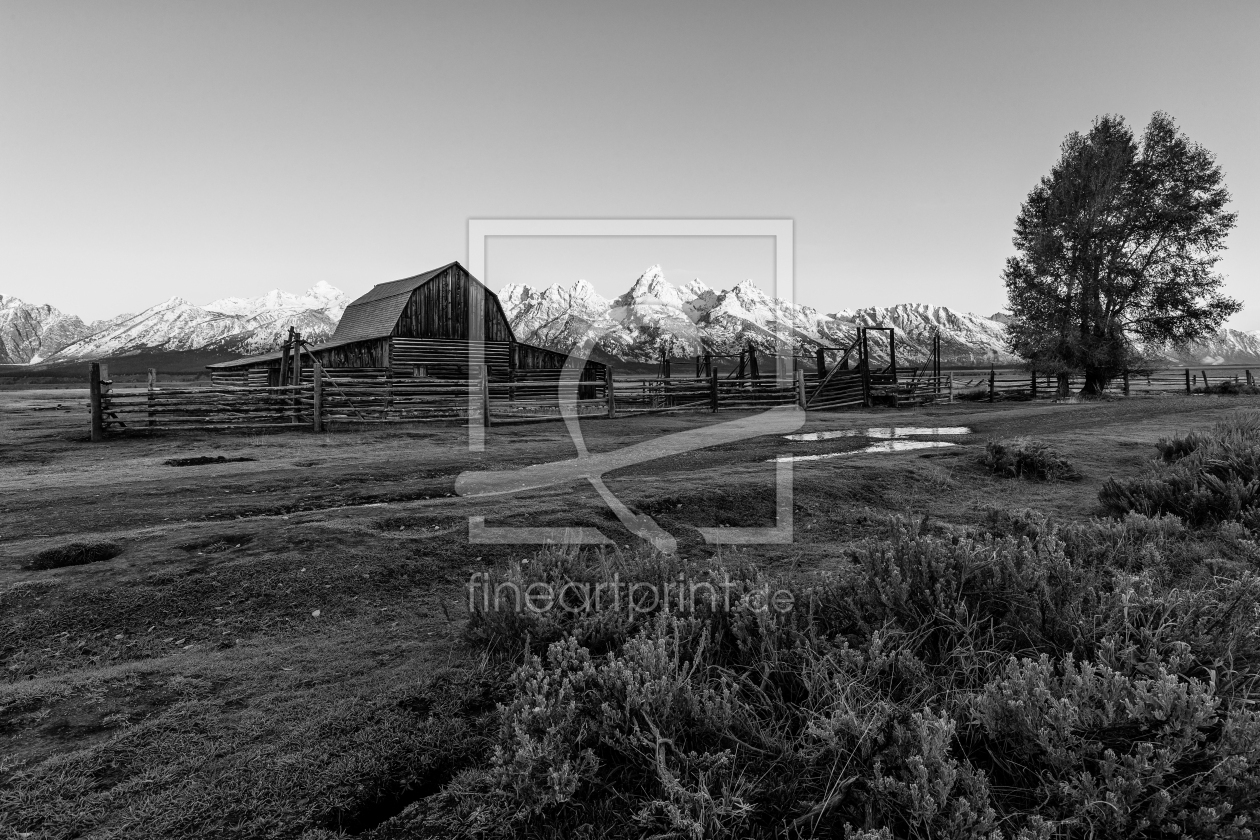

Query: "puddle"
(773, 440), (958, 462)
(785, 426), (971, 442)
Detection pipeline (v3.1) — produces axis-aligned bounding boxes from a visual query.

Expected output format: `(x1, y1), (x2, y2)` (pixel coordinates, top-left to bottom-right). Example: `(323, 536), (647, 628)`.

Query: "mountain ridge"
(4, 268), (1257, 368)
(0, 284), (349, 365)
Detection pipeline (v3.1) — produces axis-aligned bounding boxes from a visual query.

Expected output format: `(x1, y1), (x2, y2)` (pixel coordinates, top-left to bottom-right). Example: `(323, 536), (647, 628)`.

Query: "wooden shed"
(207, 261), (604, 385)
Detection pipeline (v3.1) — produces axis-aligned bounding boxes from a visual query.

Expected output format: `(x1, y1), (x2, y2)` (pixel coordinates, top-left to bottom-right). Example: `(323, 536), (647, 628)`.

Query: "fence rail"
(82, 361), (1259, 438)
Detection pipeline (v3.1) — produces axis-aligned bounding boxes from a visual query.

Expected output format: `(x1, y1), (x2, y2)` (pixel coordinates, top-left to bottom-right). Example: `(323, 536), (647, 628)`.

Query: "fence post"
(710, 369), (719, 412)
(147, 368), (157, 428)
(796, 368), (807, 410)
(312, 362), (324, 432)
(816, 347), (826, 378)
(1202, 370), (1209, 390)
(948, 372), (954, 404)
(605, 366), (615, 419)
(480, 365), (491, 427)
(1030, 369), (1037, 400)
(1185, 369), (1191, 395)
(279, 329), (292, 392)
(889, 329), (898, 384)
(1247, 370), (1254, 386)
(89, 362), (104, 442)
(988, 368), (995, 403)
(289, 332), (302, 423)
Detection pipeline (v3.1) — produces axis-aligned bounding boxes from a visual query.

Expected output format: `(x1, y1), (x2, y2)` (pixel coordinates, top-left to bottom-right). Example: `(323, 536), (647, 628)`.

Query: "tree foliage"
(1003, 112), (1239, 394)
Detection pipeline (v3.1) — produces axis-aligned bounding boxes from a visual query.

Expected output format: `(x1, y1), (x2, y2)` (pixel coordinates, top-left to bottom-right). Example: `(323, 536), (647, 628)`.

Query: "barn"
(206, 261), (605, 386)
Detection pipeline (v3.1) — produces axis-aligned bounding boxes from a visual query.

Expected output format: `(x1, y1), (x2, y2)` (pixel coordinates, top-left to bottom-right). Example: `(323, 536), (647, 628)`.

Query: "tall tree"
(1003, 112), (1239, 395)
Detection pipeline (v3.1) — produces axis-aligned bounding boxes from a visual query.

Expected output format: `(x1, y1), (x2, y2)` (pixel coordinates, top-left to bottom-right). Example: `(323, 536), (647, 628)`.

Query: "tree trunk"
(1055, 372), (1070, 399)
(1080, 366), (1109, 397)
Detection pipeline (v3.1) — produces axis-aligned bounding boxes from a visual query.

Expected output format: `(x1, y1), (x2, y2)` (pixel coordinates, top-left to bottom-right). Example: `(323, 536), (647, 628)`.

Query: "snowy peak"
(613, 265), (687, 310)
(501, 278), (609, 314)
(681, 278), (711, 299)
(205, 282), (348, 321)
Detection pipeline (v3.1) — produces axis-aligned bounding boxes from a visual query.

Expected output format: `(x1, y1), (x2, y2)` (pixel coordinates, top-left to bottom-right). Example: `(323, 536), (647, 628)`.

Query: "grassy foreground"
(3, 398), (1260, 837)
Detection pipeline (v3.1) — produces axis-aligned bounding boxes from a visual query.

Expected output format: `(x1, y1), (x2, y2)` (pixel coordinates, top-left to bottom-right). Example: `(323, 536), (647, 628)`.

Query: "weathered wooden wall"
(391, 263), (514, 343)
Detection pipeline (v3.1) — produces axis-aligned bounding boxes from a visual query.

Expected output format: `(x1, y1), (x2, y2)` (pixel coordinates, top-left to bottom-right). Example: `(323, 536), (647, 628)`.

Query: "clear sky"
(3, 1), (1257, 329)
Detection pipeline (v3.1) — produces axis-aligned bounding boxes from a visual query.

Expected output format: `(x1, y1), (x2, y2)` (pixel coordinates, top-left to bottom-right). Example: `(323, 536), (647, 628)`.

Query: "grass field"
(2, 390), (1259, 838)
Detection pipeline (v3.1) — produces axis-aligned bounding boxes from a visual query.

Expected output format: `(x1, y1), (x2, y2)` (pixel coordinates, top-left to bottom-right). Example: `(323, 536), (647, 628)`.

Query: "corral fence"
(949, 366), (1258, 402)
(84, 360), (1258, 439)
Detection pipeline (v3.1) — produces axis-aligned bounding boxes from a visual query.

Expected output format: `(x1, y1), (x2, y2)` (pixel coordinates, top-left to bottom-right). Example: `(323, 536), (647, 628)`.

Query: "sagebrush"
(397, 510), (1260, 838)
(982, 437), (1080, 481)
(1101, 411), (1260, 532)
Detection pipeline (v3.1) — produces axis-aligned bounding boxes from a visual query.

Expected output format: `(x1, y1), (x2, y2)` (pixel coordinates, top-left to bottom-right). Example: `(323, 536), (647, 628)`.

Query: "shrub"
(411, 515), (1260, 838)
(1156, 431), (1207, 462)
(1194, 380), (1260, 396)
(981, 507), (1191, 581)
(981, 437), (1080, 481)
(1100, 411), (1260, 531)
(963, 649), (1260, 839)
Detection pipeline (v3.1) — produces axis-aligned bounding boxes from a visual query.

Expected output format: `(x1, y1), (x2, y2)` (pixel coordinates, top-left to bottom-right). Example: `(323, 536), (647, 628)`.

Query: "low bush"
(1101, 411), (1260, 532)
(1156, 430), (1207, 462)
(981, 437), (1080, 480)
(982, 507), (1193, 581)
(398, 513), (1260, 838)
(24, 541), (122, 570)
(1194, 380), (1260, 396)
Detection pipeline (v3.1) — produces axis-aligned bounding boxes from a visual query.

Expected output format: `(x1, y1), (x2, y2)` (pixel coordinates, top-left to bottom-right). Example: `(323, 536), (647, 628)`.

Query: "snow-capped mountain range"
(501, 266), (1260, 367)
(0, 283), (347, 365)
(2, 267), (1257, 367)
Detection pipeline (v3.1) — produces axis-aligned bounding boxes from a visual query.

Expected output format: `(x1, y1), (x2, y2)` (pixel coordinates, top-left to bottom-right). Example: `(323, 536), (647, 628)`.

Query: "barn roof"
(329, 261), (462, 344)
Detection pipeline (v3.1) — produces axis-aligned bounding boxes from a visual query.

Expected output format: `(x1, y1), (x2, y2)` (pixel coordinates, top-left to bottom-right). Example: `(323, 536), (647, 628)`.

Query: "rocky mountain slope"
(23, 282), (347, 363)
(0, 296), (114, 364)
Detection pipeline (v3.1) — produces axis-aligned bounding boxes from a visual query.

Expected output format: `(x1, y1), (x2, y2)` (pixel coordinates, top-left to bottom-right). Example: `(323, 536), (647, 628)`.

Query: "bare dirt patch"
(23, 541), (123, 571)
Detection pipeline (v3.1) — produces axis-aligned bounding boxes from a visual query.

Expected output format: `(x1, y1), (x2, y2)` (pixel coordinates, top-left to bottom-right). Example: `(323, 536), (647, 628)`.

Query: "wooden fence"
(949, 366), (1258, 401)
(84, 362), (1258, 438)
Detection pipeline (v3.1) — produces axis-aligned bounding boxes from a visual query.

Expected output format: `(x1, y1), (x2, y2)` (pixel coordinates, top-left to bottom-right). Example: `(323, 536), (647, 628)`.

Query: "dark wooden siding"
(391, 264), (513, 343)
(391, 338), (512, 376)
(516, 342), (607, 381)
(313, 339), (386, 370)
